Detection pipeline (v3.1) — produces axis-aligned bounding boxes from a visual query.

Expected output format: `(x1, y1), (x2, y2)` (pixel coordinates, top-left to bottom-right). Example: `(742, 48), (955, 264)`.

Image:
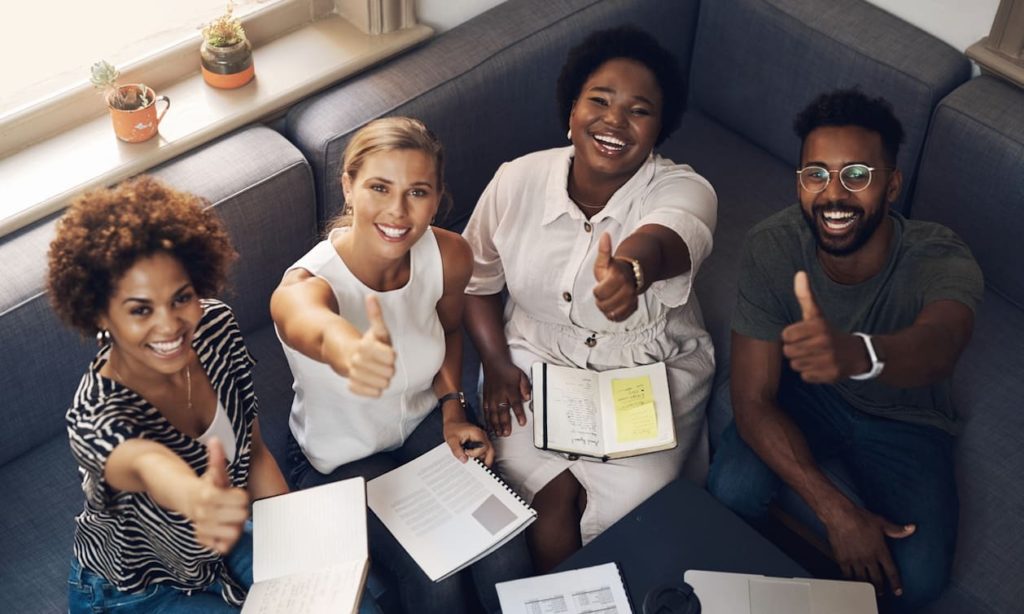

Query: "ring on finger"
(497, 401), (511, 407)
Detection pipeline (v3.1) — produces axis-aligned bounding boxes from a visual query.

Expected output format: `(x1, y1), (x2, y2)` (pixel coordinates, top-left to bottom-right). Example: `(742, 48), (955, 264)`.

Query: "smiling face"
(342, 148), (441, 261)
(569, 58), (663, 186)
(799, 125), (902, 256)
(98, 251), (201, 379)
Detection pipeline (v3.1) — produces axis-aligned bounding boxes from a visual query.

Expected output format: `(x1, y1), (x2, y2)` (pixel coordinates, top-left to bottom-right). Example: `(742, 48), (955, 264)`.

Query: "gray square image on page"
(472, 495), (517, 534)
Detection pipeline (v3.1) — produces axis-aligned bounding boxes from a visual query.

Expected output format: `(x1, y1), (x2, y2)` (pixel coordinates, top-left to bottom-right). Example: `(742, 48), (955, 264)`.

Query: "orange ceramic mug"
(107, 85), (170, 143)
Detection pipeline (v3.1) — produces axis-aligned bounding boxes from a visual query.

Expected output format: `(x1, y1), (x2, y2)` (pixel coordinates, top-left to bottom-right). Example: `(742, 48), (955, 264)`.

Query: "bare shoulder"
(432, 227), (473, 292)
(271, 267), (338, 318)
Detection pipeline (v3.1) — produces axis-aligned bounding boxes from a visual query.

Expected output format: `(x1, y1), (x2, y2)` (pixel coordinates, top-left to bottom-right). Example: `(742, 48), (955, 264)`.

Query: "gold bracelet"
(614, 256), (644, 290)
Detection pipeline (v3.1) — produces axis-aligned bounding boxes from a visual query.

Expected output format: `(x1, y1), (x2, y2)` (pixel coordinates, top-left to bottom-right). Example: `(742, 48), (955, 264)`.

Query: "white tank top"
(197, 399), (236, 464)
(280, 227), (446, 473)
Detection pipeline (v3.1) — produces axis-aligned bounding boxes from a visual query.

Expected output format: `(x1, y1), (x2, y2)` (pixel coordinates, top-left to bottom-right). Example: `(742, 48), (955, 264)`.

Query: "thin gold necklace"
(109, 357), (192, 411)
(568, 185), (606, 211)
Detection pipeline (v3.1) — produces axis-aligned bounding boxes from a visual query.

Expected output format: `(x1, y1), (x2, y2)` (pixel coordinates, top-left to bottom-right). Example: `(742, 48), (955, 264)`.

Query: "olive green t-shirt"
(732, 205), (983, 433)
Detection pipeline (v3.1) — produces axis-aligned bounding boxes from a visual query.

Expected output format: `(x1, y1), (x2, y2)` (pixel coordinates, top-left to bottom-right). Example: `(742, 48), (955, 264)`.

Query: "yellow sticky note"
(611, 376), (658, 442)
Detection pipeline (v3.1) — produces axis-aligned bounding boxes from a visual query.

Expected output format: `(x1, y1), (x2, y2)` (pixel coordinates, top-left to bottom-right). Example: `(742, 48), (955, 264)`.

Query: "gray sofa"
(1, 1), (1020, 612)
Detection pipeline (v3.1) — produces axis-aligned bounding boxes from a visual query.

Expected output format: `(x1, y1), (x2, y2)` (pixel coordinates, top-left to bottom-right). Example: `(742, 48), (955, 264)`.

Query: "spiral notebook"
(366, 443), (536, 581)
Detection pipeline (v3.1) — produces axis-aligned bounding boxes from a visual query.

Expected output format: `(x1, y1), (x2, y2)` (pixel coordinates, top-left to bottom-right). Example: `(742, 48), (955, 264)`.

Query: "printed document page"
(367, 443), (536, 581)
(496, 562), (632, 614)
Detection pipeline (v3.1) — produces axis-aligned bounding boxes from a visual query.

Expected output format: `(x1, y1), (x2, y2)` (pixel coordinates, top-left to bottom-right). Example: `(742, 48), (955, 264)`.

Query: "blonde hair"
(328, 116), (450, 231)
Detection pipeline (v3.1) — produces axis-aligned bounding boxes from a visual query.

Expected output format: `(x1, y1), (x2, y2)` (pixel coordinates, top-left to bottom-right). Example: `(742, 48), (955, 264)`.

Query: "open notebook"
(242, 478), (368, 614)
(367, 443), (536, 581)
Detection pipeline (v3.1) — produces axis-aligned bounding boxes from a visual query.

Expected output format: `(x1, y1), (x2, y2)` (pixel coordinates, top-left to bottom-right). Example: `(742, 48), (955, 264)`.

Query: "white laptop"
(684, 570), (877, 614)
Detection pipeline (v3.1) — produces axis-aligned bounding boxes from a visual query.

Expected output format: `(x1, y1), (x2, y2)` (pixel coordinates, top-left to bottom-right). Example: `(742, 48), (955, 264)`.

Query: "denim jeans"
(69, 521), (383, 613)
(707, 373), (958, 613)
(287, 409), (534, 614)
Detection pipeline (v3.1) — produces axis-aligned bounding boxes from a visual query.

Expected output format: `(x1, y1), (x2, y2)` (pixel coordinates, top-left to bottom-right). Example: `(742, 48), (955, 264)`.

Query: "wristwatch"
(614, 256), (645, 290)
(438, 391), (467, 409)
(849, 332), (885, 380)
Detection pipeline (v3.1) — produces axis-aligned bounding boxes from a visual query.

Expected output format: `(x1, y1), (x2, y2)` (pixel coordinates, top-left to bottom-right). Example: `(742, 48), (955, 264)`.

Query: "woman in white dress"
(271, 117), (530, 613)
(462, 27), (718, 571)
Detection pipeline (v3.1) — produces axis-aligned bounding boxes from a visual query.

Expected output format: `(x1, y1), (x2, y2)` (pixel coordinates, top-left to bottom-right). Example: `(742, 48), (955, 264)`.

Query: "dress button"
(562, 292), (572, 302)
(584, 335), (597, 347)
(583, 222), (592, 233)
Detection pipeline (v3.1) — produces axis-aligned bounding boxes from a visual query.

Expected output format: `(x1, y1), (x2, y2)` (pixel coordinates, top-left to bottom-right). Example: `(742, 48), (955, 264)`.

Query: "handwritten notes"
(611, 376), (658, 442)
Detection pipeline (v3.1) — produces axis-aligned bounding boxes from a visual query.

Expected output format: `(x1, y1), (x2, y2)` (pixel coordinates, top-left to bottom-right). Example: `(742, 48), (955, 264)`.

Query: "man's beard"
(801, 202), (886, 256)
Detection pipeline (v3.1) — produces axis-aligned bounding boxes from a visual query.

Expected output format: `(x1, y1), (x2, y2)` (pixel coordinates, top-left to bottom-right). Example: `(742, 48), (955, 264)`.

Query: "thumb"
(793, 271), (821, 320)
(364, 294), (391, 344)
(594, 232), (613, 281)
(204, 437), (229, 489)
(884, 521), (916, 539)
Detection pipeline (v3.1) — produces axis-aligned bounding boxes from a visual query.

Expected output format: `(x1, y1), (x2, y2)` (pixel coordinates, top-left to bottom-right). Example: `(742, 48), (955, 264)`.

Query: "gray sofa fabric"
(1, 1), (1019, 613)
(907, 76), (1024, 614)
(689, 0), (971, 212)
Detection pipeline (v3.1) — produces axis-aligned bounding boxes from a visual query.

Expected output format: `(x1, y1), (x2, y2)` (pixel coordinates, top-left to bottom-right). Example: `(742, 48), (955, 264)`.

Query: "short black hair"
(793, 88), (905, 164)
(556, 26), (685, 147)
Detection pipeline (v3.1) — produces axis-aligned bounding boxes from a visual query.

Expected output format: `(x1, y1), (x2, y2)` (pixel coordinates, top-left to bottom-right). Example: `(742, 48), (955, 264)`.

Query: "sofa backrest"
(688, 0), (971, 212)
(0, 126), (314, 467)
(911, 76), (1024, 309)
(286, 0), (702, 231)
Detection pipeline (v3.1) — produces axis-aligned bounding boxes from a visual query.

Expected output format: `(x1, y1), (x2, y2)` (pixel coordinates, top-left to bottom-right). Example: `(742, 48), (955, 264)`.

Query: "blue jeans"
(69, 522), (383, 613)
(287, 409), (534, 614)
(707, 374), (957, 613)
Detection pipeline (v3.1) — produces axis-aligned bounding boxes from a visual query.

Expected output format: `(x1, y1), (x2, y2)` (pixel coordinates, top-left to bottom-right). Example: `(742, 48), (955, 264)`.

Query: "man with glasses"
(708, 89), (982, 612)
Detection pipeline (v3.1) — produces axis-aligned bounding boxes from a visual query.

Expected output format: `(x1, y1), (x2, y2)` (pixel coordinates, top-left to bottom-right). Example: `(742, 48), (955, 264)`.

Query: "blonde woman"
(271, 117), (531, 613)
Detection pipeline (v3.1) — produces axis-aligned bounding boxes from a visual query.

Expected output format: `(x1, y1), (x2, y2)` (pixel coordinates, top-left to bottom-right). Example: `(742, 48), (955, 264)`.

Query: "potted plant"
(90, 61), (170, 143)
(200, 2), (254, 89)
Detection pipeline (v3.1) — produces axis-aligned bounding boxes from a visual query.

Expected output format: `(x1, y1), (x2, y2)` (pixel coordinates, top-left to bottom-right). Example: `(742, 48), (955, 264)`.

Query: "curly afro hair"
(556, 26), (685, 148)
(47, 175), (237, 335)
(793, 88), (905, 164)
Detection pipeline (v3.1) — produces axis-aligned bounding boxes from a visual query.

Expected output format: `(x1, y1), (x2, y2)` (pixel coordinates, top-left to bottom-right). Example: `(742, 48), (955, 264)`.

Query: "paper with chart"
(533, 361), (675, 460)
(242, 477), (368, 614)
(496, 562), (633, 614)
(367, 443), (536, 582)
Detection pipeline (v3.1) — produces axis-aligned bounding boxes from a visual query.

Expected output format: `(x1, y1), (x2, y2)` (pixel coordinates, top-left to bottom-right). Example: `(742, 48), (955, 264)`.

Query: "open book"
(366, 442), (536, 582)
(532, 362), (675, 461)
(242, 478), (368, 614)
(497, 562), (633, 613)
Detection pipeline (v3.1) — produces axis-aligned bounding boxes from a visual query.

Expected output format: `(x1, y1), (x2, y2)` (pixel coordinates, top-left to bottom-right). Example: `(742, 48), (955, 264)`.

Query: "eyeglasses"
(796, 164), (892, 193)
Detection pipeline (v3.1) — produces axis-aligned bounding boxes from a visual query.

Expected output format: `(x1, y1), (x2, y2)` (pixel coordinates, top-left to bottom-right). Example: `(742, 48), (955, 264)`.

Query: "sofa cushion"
(910, 76), (1024, 309)
(689, 0), (970, 212)
(286, 0), (701, 230)
(0, 435), (82, 613)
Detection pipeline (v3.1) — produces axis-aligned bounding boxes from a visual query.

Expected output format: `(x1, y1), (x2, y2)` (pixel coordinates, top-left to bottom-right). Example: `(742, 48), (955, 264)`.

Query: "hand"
(189, 438), (250, 555)
(593, 233), (639, 322)
(344, 294), (396, 397)
(481, 359), (531, 437)
(443, 419), (495, 467)
(781, 271), (869, 383)
(825, 503), (916, 597)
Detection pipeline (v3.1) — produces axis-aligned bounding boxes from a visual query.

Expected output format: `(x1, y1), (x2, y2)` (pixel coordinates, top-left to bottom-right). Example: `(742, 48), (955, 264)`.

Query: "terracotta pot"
(200, 39), (255, 89)
(106, 85), (170, 143)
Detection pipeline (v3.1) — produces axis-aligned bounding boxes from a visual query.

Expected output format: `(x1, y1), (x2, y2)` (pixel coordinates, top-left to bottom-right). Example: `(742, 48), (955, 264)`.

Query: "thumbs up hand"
(345, 294), (396, 397)
(593, 233), (639, 322)
(781, 271), (869, 383)
(189, 438), (250, 555)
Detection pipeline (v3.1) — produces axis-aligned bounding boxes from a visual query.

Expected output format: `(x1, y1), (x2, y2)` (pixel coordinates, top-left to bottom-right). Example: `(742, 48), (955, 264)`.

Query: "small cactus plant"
(89, 61), (150, 110)
(202, 2), (246, 47)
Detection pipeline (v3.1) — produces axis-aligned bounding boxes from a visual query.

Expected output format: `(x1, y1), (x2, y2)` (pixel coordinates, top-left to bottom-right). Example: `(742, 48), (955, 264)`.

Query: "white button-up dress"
(463, 147), (717, 543)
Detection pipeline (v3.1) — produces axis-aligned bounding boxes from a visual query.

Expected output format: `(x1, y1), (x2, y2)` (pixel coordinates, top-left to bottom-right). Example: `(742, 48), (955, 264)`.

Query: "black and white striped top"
(66, 299), (257, 606)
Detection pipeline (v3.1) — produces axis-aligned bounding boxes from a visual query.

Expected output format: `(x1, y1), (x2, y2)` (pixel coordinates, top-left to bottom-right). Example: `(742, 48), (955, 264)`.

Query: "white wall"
(864, 0), (1001, 52)
(416, 0), (1001, 53)
(416, 0), (506, 32)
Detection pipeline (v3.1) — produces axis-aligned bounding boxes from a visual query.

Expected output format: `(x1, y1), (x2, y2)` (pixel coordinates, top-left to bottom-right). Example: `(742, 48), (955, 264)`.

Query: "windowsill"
(0, 15), (432, 237)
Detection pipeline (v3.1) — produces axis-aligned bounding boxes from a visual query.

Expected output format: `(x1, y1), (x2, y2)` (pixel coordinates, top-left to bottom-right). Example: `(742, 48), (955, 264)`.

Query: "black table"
(555, 478), (809, 611)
